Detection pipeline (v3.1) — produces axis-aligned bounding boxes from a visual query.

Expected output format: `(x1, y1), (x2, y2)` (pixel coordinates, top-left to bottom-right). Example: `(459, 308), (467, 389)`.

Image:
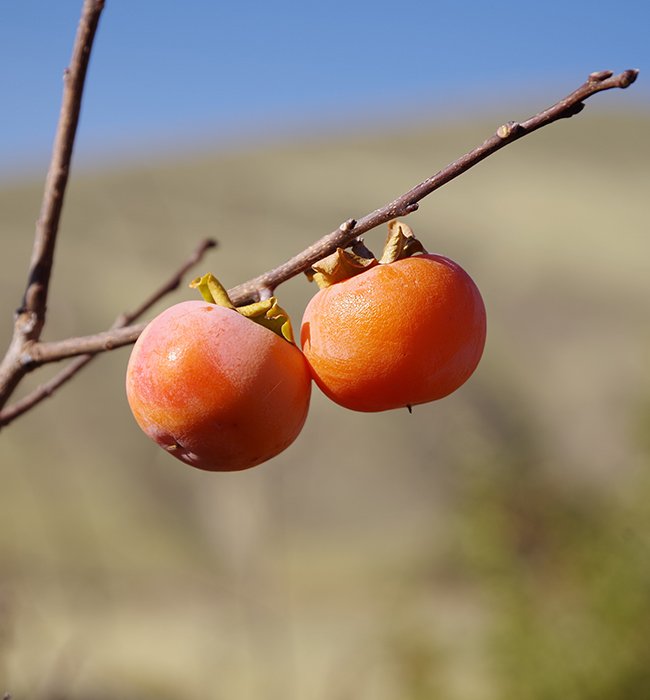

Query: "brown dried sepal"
(308, 246), (378, 289)
(379, 220), (428, 264)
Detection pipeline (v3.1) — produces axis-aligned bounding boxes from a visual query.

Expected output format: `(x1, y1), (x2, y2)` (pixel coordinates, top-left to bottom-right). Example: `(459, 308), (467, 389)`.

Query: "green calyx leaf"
(308, 244), (378, 289)
(190, 273), (295, 343)
(237, 297), (295, 343)
(379, 220), (428, 264)
(189, 273), (235, 308)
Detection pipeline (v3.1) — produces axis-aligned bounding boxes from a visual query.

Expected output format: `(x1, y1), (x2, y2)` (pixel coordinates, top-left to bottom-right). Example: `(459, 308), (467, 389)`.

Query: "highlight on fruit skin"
(126, 276), (311, 472)
(300, 221), (487, 413)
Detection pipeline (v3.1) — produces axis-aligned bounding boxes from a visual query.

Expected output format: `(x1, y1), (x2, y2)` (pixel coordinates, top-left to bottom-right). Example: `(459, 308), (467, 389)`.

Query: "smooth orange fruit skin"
(126, 300), (312, 471)
(300, 254), (486, 412)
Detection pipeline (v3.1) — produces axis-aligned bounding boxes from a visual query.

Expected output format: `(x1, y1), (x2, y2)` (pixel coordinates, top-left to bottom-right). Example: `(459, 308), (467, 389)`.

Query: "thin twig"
(22, 0), (105, 335)
(0, 0), (104, 410)
(0, 355), (95, 427)
(24, 326), (146, 365)
(227, 68), (638, 305)
(113, 237), (217, 326)
(0, 238), (216, 428)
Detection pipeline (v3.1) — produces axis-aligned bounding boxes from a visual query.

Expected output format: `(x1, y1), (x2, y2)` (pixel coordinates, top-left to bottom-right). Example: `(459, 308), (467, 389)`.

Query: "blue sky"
(1, 0), (647, 179)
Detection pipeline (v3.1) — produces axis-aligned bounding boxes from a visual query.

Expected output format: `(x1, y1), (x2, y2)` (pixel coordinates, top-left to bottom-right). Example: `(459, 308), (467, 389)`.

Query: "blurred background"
(1, 1), (649, 698)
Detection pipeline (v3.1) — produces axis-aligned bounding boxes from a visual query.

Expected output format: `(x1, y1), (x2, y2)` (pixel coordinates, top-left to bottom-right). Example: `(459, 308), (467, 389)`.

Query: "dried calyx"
(307, 220), (428, 289)
(190, 273), (294, 342)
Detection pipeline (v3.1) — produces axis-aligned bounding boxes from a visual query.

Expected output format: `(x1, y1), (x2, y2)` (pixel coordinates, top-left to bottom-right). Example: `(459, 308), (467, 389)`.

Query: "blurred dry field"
(1, 110), (649, 699)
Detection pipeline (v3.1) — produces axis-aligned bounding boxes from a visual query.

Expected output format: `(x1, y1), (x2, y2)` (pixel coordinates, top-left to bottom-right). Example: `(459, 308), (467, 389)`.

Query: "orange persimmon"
(126, 289), (311, 471)
(300, 252), (486, 412)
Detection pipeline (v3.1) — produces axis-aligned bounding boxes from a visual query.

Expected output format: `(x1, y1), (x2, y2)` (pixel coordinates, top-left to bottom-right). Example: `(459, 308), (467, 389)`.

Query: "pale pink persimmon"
(126, 300), (311, 471)
(300, 254), (486, 412)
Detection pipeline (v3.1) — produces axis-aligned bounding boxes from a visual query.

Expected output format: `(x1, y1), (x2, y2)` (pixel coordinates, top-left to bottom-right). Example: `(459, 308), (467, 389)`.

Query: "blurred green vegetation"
(1, 109), (649, 699)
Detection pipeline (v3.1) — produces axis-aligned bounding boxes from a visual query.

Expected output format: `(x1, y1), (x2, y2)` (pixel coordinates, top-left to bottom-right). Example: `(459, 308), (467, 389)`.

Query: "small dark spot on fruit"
(406, 404), (413, 414)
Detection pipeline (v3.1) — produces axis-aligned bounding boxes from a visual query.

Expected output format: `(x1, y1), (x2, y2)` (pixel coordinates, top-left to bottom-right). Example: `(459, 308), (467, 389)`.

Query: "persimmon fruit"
(126, 279), (311, 472)
(300, 241), (486, 413)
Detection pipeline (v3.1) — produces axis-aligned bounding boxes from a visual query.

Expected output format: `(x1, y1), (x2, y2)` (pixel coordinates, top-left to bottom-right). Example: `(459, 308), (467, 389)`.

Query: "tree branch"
(22, 0), (105, 336)
(0, 238), (216, 428)
(0, 0), (105, 411)
(227, 69), (638, 305)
